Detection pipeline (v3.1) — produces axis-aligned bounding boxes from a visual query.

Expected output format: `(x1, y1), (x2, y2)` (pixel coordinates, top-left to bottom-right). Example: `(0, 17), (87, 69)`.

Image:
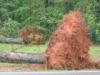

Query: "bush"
(39, 8), (63, 41)
(2, 18), (20, 38)
(96, 29), (100, 43)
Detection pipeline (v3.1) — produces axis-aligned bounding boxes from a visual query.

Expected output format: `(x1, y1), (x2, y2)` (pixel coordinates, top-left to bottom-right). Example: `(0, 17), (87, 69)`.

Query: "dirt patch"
(0, 64), (46, 72)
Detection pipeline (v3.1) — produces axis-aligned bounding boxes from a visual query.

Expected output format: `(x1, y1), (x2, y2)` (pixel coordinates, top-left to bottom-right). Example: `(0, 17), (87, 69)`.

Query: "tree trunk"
(44, 0), (49, 8)
(0, 38), (22, 44)
(0, 52), (46, 64)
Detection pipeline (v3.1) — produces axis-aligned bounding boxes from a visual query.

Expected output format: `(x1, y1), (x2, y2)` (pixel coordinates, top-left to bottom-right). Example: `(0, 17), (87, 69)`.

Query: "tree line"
(0, 0), (100, 43)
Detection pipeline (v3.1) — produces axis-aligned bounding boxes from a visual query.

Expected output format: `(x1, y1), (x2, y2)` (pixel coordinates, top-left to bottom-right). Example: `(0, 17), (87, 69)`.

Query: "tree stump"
(45, 11), (100, 70)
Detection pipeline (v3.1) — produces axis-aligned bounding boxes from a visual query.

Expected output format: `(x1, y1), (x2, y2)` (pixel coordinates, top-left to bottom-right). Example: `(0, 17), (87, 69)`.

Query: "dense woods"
(0, 0), (100, 43)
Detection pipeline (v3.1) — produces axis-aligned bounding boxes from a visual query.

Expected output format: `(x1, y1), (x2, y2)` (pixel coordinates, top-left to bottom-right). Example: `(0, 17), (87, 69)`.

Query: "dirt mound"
(21, 26), (44, 44)
(45, 11), (100, 70)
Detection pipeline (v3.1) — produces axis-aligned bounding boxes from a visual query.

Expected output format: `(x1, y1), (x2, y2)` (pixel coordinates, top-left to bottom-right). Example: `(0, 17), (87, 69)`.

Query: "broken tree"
(45, 11), (100, 70)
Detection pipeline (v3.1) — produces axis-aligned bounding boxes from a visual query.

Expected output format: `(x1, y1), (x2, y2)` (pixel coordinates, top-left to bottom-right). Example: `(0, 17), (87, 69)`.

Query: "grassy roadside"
(0, 43), (100, 57)
(0, 43), (47, 53)
(89, 45), (100, 59)
(0, 43), (99, 71)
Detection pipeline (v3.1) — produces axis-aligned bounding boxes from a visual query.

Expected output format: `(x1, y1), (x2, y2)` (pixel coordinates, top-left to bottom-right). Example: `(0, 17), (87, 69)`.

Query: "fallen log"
(0, 52), (46, 64)
(0, 38), (22, 44)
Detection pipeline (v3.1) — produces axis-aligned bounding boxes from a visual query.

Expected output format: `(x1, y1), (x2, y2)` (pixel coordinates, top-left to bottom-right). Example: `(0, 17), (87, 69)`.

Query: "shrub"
(2, 18), (20, 38)
(96, 29), (100, 43)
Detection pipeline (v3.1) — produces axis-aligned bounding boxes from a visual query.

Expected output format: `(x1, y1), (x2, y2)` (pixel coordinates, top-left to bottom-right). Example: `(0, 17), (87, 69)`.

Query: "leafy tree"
(0, 0), (100, 43)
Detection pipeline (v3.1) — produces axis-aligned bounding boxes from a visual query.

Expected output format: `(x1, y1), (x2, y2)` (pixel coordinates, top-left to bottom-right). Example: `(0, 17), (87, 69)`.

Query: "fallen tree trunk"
(0, 52), (46, 64)
(0, 38), (22, 44)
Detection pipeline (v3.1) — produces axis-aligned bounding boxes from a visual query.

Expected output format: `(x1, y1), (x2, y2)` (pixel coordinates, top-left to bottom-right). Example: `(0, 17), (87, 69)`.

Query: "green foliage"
(39, 11), (63, 40)
(80, 0), (100, 43)
(65, 0), (100, 43)
(2, 18), (20, 38)
(0, 0), (100, 43)
(96, 29), (100, 43)
(39, 0), (64, 40)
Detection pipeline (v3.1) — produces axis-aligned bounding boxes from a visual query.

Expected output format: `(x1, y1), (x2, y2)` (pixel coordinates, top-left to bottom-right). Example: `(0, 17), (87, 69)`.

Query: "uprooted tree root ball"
(45, 11), (100, 70)
(21, 26), (44, 44)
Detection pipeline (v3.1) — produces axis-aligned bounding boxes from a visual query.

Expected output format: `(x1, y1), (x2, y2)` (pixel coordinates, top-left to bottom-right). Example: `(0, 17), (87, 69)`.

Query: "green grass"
(89, 45), (100, 58)
(0, 43), (100, 58)
(0, 43), (47, 53)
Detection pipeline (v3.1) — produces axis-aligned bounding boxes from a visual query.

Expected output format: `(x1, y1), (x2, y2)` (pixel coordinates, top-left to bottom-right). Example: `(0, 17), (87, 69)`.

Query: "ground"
(0, 43), (100, 71)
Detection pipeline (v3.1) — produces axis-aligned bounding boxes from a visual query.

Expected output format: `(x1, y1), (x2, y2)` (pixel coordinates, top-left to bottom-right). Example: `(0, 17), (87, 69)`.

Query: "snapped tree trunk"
(0, 52), (46, 64)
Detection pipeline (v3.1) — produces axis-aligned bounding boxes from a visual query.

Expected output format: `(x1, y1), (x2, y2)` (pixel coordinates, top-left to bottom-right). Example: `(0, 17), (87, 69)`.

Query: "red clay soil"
(45, 11), (100, 70)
